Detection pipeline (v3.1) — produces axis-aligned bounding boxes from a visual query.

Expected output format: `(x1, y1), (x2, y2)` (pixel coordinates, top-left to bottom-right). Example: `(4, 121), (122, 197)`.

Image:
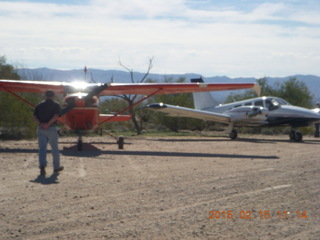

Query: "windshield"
(265, 97), (290, 110)
(272, 97), (290, 105)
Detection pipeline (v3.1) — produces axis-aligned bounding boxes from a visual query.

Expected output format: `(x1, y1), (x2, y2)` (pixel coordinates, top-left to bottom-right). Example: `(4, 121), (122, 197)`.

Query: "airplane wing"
(143, 103), (231, 124)
(0, 80), (66, 94)
(102, 82), (260, 96)
(0, 79), (260, 96)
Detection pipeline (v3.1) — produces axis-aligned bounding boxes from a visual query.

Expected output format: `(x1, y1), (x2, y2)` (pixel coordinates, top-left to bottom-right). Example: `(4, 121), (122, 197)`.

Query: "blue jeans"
(37, 126), (60, 169)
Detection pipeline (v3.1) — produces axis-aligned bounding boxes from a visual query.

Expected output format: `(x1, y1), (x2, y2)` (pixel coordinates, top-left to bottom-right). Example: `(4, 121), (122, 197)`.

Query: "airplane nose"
(312, 108), (320, 114)
(308, 109), (320, 118)
(312, 111), (320, 122)
(299, 108), (320, 123)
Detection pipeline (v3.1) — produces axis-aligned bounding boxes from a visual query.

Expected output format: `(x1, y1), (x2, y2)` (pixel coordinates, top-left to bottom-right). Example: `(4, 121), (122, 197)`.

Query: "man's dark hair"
(45, 90), (55, 97)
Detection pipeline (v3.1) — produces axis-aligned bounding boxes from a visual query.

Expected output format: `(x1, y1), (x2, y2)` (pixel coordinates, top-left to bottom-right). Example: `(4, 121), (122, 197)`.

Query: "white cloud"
(96, 0), (185, 17)
(0, 0), (319, 77)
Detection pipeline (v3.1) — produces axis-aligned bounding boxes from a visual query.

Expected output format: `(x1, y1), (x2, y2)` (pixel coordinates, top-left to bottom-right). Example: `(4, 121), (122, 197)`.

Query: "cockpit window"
(265, 99), (272, 109)
(265, 99), (278, 110)
(265, 97), (290, 110)
(275, 98), (290, 105)
(266, 97), (290, 106)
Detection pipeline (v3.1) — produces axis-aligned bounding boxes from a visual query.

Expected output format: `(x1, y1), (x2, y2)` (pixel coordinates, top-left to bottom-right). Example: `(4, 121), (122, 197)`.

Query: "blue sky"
(1, 0), (320, 77)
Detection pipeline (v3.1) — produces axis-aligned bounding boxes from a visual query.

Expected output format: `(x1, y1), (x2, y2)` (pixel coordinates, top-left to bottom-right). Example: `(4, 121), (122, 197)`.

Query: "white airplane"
(143, 78), (320, 142)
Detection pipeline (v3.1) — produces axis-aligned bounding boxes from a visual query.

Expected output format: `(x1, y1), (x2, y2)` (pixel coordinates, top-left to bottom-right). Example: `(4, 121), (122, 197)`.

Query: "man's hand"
(40, 123), (50, 130)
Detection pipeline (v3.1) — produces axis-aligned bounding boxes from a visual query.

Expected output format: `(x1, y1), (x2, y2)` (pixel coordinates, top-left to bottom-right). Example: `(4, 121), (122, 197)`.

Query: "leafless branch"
(139, 57), (154, 83)
(118, 57), (154, 84)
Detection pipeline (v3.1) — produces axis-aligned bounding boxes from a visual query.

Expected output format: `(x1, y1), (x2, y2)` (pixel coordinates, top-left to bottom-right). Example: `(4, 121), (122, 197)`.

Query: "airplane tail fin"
(191, 78), (219, 110)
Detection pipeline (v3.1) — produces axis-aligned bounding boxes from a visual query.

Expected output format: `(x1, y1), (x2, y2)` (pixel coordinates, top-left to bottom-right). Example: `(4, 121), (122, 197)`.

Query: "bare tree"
(117, 57), (154, 134)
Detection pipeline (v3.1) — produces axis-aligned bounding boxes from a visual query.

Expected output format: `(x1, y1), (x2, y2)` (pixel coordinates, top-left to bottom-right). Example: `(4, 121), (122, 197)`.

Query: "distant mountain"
(16, 68), (320, 104)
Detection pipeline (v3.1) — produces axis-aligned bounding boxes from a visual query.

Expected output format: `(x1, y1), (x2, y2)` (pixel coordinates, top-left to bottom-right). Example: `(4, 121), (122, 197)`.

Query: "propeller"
(61, 83), (110, 116)
(85, 83), (110, 102)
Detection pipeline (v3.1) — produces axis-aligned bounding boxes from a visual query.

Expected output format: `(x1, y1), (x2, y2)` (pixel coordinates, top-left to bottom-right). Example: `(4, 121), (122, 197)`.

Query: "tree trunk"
(130, 110), (141, 135)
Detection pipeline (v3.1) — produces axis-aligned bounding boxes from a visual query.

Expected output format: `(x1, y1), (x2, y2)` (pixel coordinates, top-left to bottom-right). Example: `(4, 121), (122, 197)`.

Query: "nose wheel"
(289, 130), (303, 142)
(117, 136), (124, 149)
(77, 136), (83, 151)
(229, 129), (238, 140)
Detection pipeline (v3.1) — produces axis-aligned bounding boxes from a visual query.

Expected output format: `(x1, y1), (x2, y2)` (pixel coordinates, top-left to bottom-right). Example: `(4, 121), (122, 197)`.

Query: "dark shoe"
(54, 166), (64, 173)
(40, 166), (46, 176)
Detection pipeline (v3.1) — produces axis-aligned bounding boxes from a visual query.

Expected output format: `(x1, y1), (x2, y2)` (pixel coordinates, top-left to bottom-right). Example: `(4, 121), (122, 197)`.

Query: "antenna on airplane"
(84, 66), (97, 83)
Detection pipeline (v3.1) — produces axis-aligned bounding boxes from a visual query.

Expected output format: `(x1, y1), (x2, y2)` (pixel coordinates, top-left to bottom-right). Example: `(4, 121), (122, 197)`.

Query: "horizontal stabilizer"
(99, 114), (131, 124)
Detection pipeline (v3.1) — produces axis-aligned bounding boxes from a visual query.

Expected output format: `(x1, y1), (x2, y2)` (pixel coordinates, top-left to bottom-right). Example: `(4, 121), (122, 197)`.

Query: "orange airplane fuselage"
(62, 107), (100, 131)
(60, 93), (100, 131)
(59, 93), (131, 132)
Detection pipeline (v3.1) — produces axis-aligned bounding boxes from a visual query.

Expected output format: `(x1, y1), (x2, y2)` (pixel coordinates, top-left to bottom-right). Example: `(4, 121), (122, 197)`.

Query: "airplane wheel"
(77, 139), (83, 151)
(289, 131), (303, 142)
(294, 132), (303, 142)
(230, 130), (238, 140)
(118, 136), (124, 149)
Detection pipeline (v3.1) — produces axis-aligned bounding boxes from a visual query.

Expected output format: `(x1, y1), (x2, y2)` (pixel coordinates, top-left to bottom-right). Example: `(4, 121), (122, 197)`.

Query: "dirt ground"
(0, 134), (319, 240)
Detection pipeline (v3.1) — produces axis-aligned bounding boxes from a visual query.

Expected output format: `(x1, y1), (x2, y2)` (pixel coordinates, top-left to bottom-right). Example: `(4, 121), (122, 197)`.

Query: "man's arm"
(41, 114), (59, 130)
(33, 115), (41, 125)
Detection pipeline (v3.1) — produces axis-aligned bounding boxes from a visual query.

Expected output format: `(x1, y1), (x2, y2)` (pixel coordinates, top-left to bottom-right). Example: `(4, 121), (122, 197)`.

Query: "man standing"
(33, 90), (63, 176)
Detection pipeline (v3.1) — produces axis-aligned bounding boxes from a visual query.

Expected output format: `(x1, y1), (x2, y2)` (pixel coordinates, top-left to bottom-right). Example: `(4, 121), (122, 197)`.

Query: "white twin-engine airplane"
(144, 78), (320, 142)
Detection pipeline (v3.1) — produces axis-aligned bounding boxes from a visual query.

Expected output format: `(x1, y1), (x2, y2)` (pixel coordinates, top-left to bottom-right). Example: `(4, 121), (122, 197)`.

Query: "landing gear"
(289, 130), (303, 142)
(75, 131), (125, 151)
(229, 129), (238, 140)
(77, 136), (83, 151)
(102, 130), (125, 149)
(117, 136), (124, 149)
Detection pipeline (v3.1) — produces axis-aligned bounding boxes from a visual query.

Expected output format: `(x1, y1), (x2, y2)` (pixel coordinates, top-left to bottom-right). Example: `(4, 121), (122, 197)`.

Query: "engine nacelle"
(226, 106), (268, 122)
(64, 93), (99, 107)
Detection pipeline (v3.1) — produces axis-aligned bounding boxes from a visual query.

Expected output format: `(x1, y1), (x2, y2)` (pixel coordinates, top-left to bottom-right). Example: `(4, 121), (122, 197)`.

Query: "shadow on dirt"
(29, 173), (60, 185)
(0, 139), (282, 159)
(152, 137), (320, 144)
(0, 145), (279, 159)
